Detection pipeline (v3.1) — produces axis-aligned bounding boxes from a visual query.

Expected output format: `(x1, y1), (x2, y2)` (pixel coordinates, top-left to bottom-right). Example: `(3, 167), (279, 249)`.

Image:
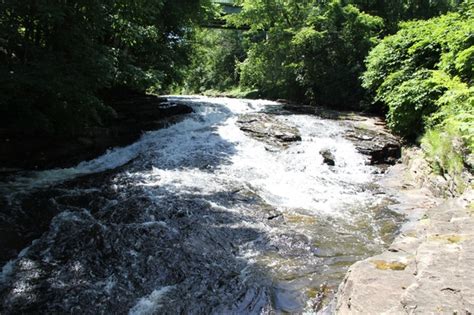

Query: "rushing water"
(0, 96), (402, 314)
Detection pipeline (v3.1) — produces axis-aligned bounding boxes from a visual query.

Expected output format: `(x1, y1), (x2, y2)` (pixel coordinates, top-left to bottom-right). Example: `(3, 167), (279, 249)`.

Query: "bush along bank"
(362, 4), (474, 194)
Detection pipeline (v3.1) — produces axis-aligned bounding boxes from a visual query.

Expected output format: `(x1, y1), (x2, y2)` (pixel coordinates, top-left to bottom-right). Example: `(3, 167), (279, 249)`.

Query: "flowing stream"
(0, 96), (402, 314)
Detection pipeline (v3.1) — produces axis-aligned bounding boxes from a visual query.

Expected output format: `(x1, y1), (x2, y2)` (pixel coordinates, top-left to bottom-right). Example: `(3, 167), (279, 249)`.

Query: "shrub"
(363, 7), (473, 180)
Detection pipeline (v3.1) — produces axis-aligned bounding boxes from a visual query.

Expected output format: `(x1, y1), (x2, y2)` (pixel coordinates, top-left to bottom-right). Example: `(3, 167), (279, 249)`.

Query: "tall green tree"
(0, 0), (214, 134)
(183, 28), (245, 93)
(227, 0), (383, 106)
(363, 6), (473, 177)
(292, 1), (383, 107)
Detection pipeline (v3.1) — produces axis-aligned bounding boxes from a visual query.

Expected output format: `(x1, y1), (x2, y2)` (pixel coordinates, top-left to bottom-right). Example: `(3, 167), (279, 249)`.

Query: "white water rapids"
(0, 96), (401, 314)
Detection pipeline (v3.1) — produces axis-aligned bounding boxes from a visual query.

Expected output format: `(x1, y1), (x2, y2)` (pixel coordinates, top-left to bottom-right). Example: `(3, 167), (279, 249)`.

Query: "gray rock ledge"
(333, 150), (474, 314)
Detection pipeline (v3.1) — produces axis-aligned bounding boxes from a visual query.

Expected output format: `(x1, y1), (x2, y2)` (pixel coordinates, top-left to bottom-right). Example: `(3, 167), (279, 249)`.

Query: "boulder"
(320, 149), (336, 166)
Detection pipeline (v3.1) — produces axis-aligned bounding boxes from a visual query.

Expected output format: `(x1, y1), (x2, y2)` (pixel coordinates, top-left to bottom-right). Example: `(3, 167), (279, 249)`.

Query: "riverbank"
(333, 148), (474, 313)
(0, 91), (193, 171)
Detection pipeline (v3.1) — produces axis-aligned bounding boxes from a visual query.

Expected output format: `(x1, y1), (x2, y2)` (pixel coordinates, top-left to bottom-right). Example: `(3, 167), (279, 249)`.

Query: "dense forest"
(0, 0), (215, 135)
(185, 0), (473, 183)
(1, 0), (473, 178)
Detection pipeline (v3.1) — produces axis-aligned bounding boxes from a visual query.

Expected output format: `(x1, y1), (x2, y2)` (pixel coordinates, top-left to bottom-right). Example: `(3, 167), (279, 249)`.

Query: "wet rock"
(237, 113), (302, 148)
(320, 149), (336, 166)
(0, 92), (193, 170)
(281, 105), (401, 165)
(345, 127), (401, 165)
(334, 163), (474, 314)
(283, 104), (317, 115)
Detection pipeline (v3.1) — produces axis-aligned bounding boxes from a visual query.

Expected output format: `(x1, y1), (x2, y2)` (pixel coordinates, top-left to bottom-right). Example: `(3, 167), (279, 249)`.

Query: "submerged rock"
(237, 113), (302, 148)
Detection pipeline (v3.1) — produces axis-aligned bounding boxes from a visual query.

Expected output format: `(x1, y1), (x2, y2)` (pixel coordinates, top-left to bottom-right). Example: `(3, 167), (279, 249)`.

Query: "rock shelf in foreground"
(334, 152), (474, 314)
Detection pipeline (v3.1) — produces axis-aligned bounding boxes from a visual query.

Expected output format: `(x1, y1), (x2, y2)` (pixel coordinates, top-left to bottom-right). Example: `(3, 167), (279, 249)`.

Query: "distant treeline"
(185, 0), (465, 106)
(183, 0), (472, 183)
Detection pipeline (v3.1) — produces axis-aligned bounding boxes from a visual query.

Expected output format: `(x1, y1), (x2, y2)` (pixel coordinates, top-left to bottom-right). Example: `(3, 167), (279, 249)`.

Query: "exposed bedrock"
(237, 113), (302, 148)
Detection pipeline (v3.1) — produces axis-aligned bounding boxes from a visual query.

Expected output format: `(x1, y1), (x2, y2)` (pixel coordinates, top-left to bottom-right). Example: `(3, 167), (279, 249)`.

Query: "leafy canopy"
(0, 0), (214, 134)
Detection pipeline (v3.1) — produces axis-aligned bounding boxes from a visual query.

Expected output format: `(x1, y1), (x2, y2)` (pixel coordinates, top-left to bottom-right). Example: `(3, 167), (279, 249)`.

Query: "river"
(0, 96), (402, 314)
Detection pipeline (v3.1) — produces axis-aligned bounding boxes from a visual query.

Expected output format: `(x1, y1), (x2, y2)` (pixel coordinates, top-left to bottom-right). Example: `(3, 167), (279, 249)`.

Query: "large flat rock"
(334, 159), (474, 314)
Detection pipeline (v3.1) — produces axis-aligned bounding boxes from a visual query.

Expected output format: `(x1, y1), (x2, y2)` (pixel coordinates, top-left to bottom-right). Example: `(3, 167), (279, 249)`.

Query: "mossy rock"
(429, 234), (467, 244)
(371, 260), (407, 271)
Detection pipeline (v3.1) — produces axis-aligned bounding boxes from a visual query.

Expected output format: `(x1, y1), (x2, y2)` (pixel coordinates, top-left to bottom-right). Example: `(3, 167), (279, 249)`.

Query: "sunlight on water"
(0, 96), (401, 314)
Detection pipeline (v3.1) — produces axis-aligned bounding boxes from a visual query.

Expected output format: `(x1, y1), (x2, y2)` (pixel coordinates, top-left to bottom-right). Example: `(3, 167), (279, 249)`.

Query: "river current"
(0, 96), (402, 314)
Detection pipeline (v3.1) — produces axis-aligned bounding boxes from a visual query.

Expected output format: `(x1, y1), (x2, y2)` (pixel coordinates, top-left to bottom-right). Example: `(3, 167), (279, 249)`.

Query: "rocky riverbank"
(284, 101), (474, 313)
(0, 90), (193, 171)
(333, 148), (474, 314)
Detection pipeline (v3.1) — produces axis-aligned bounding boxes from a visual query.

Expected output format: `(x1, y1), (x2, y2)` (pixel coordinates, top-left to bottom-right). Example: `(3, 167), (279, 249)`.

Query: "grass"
(421, 122), (468, 194)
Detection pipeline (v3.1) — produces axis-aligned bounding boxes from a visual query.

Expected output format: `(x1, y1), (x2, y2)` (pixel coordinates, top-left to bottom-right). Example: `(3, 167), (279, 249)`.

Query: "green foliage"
(293, 2), (383, 107)
(0, 0), (214, 134)
(454, 46), (474, 81)
(363, 10), (473, 135)
(363, 7), (473, 177)
(381, 70), (445, 139)
(421, 125), (465, 181)
(225, 0), (385, 105)
(219, 0), (462, 107)
(349, 0), (461, 33)
(183, 28), (245, 93)
(238, 28), (303, 100)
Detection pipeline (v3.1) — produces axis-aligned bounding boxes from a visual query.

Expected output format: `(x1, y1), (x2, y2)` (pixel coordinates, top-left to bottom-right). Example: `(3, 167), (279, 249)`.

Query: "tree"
(362, 7), (473, 176)
(227, 0), (382, 107)
(183, 28), (245, 93)
(293, 1), (383, 107)
(0, 0), (214, 134)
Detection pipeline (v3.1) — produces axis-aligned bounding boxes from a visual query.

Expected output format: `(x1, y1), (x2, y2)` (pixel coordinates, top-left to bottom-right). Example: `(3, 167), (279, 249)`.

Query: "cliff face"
(334, 148), (474, 314)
